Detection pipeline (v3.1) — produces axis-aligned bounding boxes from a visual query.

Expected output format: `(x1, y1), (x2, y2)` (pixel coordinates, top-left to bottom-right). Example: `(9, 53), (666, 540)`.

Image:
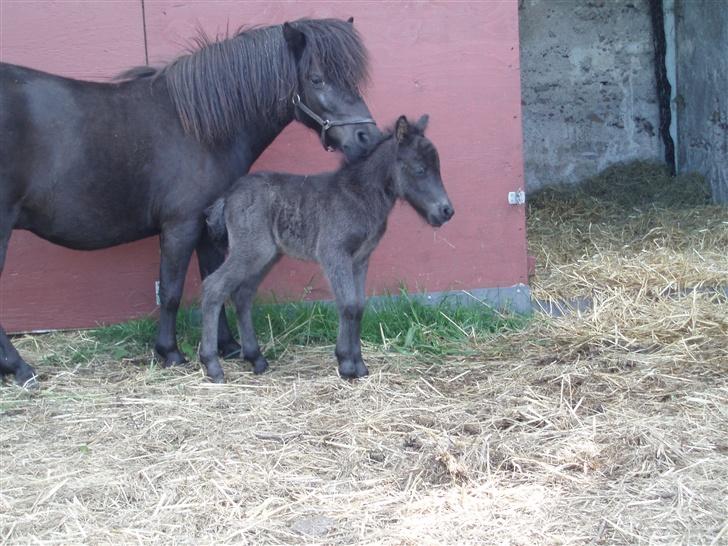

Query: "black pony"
(0, 18), (381, 387)
(200, 115), (454, 383)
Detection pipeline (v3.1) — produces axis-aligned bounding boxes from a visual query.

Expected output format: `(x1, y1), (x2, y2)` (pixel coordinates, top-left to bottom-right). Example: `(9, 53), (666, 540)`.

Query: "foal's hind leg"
(230, 259), (278, 375)
(199, 255), (250, 382)
(196, 231), (241, 358)
(0, 212), (38, 388)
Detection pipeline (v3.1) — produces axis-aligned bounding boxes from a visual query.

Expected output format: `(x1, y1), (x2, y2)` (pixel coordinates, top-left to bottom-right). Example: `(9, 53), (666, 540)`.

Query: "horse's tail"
(205, 198), (228, 250)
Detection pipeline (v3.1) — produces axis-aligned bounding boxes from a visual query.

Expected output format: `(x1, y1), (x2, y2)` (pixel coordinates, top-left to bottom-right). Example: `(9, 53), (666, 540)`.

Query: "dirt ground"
(2, 165), (727, 544)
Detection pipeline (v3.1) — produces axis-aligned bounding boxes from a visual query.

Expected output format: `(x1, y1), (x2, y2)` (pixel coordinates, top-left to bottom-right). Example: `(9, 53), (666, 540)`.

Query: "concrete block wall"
(519, 0), (663, 190)
(676, 0), (728, 203)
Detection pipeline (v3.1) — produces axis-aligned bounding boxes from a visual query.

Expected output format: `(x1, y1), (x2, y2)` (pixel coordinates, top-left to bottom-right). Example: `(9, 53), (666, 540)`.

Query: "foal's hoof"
(159, 350), (188, 368)
(251, 356), (269, 375)
(338, 360), (369, 380)
(207, 372), (226, 384)
(202, 359), (225, 383)
(218, 340), (242, 359)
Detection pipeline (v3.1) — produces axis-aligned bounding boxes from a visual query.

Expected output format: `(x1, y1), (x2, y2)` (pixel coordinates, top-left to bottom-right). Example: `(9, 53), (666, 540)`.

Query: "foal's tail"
(205, 198), (228, 250)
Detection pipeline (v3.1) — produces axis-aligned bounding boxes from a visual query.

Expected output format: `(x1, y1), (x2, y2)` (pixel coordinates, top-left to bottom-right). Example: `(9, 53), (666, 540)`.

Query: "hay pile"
(2, 162), (727, 544)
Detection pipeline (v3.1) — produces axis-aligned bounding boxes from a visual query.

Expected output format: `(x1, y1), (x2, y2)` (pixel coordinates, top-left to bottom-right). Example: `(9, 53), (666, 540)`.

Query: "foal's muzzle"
(428, 201), (455, 227)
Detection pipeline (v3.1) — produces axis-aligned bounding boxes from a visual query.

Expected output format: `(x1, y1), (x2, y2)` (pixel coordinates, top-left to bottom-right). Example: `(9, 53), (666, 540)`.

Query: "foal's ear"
(414, 114), (429, 133)
(347, 17), (354, 25)
(283, 22), (306, 59)
(395, 116), (411, 144)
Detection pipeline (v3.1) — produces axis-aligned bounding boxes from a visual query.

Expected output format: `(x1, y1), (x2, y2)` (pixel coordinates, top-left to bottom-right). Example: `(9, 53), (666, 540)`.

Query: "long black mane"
(121, 19), (369, 144)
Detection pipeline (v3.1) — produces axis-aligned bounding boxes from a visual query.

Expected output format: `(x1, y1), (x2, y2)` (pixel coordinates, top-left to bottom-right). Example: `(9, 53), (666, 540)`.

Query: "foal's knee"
(340, 302), (364, 322)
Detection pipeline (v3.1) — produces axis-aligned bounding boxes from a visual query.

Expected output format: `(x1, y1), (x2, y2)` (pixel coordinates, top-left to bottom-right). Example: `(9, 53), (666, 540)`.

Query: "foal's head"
(392, 115), (454, 227)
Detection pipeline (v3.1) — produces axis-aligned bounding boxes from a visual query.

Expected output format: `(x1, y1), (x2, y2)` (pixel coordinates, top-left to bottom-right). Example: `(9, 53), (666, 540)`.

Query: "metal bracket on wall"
(508, 190), (526, 205)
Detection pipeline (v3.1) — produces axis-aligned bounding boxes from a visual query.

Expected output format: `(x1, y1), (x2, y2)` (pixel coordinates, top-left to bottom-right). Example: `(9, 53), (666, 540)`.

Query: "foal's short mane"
(119, 19), (370, 144)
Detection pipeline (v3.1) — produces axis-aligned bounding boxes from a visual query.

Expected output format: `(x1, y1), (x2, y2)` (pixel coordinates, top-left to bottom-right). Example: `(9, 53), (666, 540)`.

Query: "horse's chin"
(339, 145), (368, 164)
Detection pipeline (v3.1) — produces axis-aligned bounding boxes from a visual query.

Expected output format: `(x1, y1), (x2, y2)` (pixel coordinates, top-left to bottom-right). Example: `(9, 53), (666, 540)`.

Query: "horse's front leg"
(155, 221), (200, 366)
(196, 231), (241, 358)
(0, 211), (37, 388)
(323, 256), (369, 379)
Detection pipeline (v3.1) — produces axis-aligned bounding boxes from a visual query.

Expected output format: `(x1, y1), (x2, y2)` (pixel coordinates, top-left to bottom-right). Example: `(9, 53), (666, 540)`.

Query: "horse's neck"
(154, 70), (295, 172)
(217, 110), (295, 174)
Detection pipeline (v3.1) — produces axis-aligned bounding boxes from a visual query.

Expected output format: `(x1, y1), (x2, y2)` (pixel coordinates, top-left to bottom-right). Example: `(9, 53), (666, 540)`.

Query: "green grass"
(78, 291), (527, 364)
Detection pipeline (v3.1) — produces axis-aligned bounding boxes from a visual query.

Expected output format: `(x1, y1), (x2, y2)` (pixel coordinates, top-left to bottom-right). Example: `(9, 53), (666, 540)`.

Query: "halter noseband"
(292, 94), (376, 152)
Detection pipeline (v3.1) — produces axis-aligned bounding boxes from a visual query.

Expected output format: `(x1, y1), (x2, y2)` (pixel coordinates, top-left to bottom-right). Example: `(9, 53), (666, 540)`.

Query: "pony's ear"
(395, 116), (411, 144)
(347, 17), (354, 25)
(283, 22), (306, 59)
(414, 114), (429, 133)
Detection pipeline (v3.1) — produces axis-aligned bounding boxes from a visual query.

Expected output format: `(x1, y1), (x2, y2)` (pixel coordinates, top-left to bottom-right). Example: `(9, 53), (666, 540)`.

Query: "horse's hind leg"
(155, 221), (201, 367)
(0, 212), (38, 388)
(196, 231), (240, 358)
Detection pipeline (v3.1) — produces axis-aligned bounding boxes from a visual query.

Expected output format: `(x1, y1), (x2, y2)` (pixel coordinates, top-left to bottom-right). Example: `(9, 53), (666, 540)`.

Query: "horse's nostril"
(442, 205), (454, 220)
(356, 129), (370, 145)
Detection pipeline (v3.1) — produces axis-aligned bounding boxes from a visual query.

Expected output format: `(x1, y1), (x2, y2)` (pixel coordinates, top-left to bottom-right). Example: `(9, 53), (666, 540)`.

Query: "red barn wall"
(0, 1), (527, 333)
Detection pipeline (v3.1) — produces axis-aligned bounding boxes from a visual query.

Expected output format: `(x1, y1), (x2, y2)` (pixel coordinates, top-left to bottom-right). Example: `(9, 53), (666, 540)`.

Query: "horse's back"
(0, 63), (205, 248)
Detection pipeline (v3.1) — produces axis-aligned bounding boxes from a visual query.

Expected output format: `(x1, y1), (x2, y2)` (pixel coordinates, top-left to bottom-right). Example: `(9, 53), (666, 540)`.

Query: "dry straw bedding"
(2, 163), (727, 544)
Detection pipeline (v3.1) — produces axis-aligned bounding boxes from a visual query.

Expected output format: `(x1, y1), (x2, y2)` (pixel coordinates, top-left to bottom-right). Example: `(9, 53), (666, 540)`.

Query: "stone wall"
(676, 0), (728, 203)
(519, 0), (663, 191)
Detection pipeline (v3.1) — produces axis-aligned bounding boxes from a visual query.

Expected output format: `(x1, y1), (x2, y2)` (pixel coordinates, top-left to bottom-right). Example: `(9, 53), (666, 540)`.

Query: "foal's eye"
(412, 164), (426, 176)
(310, 75), (324, 86)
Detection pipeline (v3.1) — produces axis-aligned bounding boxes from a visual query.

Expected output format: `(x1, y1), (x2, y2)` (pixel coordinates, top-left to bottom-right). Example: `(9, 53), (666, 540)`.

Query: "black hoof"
(207, 372), (225, 384)
(202, 358), (225, 383)
(11, 363), (39, 390)
(251, 356), (269, 375)
(158, 350), (188, 368)
(218, 340), (242, 359)
(338, 359), (368, 379)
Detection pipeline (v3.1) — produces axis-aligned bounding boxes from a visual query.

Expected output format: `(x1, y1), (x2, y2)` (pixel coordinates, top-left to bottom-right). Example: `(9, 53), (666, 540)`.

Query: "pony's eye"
(412, 164), (426, 176)
(310, 75), (324, 86)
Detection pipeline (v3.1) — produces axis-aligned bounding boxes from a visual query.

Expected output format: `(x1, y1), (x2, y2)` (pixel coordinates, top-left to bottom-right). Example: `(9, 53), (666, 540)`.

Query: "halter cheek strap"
(292, 94), (376, 152)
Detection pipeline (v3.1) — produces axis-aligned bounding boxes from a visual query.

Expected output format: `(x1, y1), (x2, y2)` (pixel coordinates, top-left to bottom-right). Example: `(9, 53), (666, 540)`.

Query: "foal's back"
(224, 153), (391, 263)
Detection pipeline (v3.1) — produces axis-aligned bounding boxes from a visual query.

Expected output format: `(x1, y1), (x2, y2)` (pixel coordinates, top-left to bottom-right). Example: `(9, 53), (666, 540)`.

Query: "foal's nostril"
(441, 205), (454, 220)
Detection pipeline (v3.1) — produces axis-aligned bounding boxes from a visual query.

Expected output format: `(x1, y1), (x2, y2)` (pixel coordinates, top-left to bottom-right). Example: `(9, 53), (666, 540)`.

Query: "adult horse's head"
(159, 17), (381, 162)
(283, 18), (382, 161)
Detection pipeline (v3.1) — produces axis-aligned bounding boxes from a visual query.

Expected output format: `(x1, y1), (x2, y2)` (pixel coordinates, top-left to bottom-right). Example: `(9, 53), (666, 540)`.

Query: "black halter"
(292, 94), (376, 152)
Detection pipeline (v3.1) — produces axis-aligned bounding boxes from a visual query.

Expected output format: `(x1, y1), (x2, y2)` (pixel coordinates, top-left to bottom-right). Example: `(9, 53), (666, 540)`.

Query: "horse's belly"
(16, 209), (157, 251)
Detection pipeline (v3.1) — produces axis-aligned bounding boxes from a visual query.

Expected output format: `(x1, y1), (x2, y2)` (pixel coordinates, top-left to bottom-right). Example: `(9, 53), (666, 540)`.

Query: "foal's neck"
(346, 137), (398, 216)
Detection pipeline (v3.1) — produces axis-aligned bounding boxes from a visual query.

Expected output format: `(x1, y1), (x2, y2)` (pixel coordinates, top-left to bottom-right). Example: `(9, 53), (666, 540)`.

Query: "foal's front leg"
(323, 257), (369, 379)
